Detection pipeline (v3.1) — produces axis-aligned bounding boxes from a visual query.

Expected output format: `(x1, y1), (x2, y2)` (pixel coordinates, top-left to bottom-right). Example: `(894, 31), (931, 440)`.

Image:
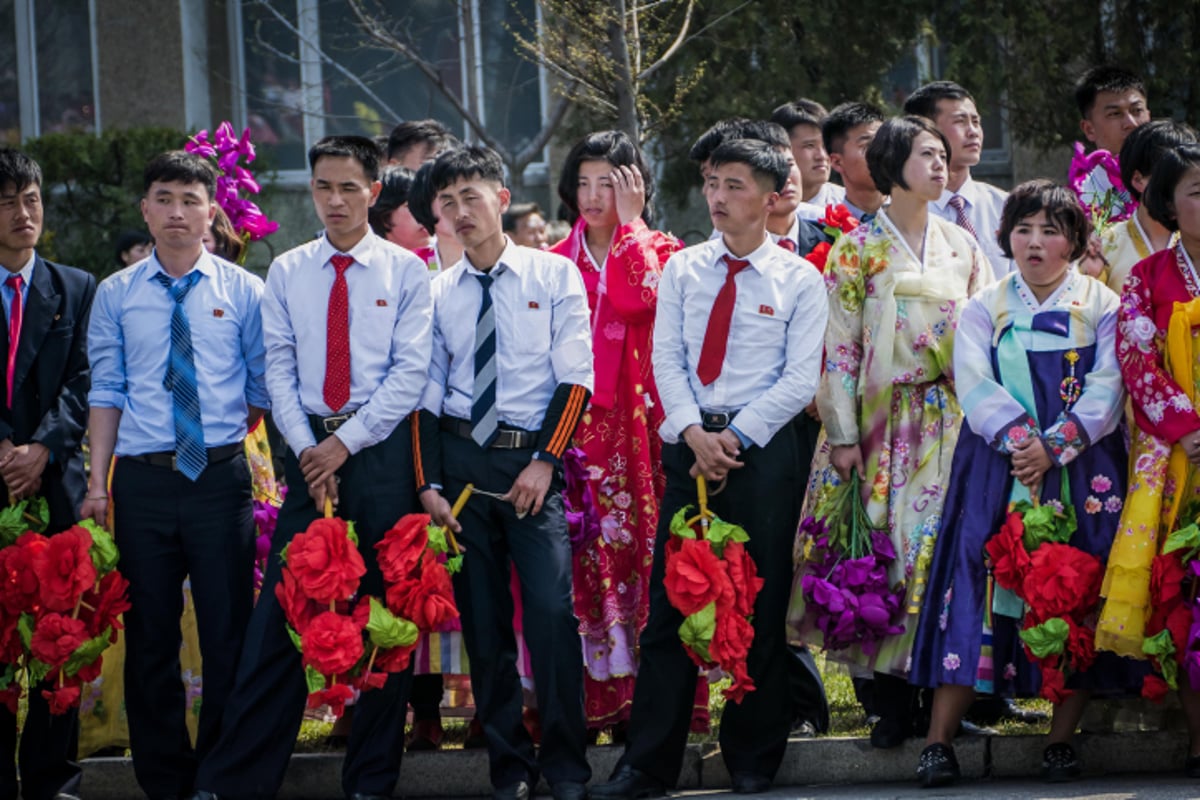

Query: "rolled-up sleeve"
(86, 279), (128, 410)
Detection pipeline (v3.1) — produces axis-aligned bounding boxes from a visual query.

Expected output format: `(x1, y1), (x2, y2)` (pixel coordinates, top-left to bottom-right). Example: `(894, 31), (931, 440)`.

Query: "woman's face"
(1171, 165), (1200, 240)
(576, 160), (619, 229)
(899, 131), (948, 202)
(1009, 209), (1073, 289)
(386, 203), (430, 252)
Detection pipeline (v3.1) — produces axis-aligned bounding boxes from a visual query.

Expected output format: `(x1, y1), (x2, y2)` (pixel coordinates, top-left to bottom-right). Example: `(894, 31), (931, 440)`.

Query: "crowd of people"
(0, 61), (1194, 800)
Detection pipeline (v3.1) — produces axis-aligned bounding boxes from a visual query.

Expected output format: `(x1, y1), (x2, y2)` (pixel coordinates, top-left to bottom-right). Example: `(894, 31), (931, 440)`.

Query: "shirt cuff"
(332, 416), (372, 456)
(86, 391), (126, 410)
(729, 407), (769, 448)
(727, 423), (752, 449)
(660, 404), (702, 444)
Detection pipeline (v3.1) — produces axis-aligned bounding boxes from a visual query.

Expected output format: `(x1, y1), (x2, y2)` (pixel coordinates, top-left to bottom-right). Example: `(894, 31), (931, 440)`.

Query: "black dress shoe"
(590, 765), (666, 800)
(349, 794), (391, 800)
(188, 793), (218, 800)
(917, 743), (959, 788)
(730, 772), (771, 794)
(493, 781), (531, 800)
(551, 781), (589, 800)
(1041, 742), (1081, 783)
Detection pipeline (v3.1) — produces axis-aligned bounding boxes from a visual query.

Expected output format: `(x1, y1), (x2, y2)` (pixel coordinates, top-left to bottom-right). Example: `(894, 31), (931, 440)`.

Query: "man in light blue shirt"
(82, 150), (267, 800)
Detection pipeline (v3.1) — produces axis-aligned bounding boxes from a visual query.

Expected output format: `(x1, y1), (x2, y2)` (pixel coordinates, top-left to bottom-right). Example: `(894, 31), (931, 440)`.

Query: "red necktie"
(778, 238), (797, 253)
(947, 195), (980, 242)
(5, 275), (22, 408)
(696, 255), (752, 386)
(323, 254), (353, 412)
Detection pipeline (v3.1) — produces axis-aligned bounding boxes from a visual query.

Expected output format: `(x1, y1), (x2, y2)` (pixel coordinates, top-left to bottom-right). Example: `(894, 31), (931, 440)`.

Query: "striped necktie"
(471, 273), (498, 447)
(153, 271), (206, 480)
(948, 194), (980, 241)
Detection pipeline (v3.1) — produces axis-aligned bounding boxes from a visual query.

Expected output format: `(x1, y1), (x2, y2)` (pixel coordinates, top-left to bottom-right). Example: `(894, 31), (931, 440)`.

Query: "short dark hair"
(707, 139), (789, 192)
(688, 118), (789, 164)
(502, 202), (543, 233)
(867, 115), (951, 195)
(308, 135), (381, 182)
(114, 229), (152, 266)
(1075, 65), (1147, 118)
(368, 166), (416, 237)
(143, 150), (217, 199)
(1143, 144), (1200, 232)
(997, 179), (1090, 261)
(1119, 120), (1197, 202)
(557, 130), (655, 223)
(428, 145), (505, 194)
(0, 148), (42, 193)
(386, 119), (458, 164)
(823, 101), (886, 155)
(769, 99), (829, 135)
(902, 81), (974, 120)
(407, 162), (438, 236)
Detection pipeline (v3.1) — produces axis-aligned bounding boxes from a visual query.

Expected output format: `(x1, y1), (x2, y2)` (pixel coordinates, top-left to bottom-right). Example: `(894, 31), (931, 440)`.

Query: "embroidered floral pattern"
(942, 653), (961, 671)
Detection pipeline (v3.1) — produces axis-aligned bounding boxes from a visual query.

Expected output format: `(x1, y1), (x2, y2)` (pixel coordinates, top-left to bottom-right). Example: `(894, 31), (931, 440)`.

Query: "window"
(232, 0), (547, 178)
(0, 0), (97, 143)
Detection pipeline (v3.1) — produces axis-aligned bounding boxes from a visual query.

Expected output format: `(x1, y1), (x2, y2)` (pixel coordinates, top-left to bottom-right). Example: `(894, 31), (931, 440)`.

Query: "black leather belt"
(125, 441), (243, 471)
(440, 417), (538, 449)
(308, 412), (355, 434)
(701, 410), (739, 432)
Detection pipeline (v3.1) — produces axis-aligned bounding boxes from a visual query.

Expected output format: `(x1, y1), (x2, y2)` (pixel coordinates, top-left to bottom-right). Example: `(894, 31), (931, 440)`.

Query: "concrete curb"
(79, 730), (1187, 798)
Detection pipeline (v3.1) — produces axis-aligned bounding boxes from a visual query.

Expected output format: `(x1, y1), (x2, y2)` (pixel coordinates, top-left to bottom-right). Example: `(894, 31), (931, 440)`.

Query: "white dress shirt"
(653, 236), (828, 447)
(794, 200), (828, 222)
(806, 182), (847, 210)
(421, 237), (594, 430)
(263, 231), (434, 456)
(932, 175), (1013, 277)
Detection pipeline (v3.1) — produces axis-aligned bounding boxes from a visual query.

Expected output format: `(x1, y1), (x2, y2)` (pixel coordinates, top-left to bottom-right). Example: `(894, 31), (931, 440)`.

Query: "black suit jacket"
(0, 256), (96, 528)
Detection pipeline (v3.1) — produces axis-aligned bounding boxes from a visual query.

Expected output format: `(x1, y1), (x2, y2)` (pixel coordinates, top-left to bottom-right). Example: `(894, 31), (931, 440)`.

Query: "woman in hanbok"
(911, 180), (1138, 787)
(550, 130), (680, 734)
(1096, 144), (1200, 776)
(787, 115), (991, 747)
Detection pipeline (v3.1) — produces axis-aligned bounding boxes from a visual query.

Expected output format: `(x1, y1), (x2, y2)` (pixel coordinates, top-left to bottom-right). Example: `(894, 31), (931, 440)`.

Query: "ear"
(764, 190), (781, 214)
(206, 200), (218, 224)
(498, 186), (512, 215)
(368, 180), (382, 208)
(1131, 170), (1149, 195)
(140, 197), (149, 223)
(1080, 118), (1097, 145)
(829, 152), (845, 176)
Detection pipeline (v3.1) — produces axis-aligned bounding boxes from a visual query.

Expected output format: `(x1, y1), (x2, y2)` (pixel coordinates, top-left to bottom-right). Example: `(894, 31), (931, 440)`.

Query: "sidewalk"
(79, 729), (1188, 799)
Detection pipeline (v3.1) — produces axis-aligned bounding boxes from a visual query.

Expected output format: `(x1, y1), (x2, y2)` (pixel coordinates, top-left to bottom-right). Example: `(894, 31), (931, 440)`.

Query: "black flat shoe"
(917, 743), (959, 788)
(730, 772), (770, 794)
(589, 765), (666, 800)
(1042, 742), (1081, 783)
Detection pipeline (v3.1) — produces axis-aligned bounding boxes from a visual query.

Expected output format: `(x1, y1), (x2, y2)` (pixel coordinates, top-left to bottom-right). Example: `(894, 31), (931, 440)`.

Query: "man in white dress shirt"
(592, 139), (828, 799)
(191, 136), (433, 800)
(905, 81), (1013, 277)
(771, 99), (846, 209)
(414, 145), (593, 800)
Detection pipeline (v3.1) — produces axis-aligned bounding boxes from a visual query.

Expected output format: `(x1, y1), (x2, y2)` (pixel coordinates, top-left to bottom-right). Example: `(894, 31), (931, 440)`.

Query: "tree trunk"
(607, 0), (640, 142)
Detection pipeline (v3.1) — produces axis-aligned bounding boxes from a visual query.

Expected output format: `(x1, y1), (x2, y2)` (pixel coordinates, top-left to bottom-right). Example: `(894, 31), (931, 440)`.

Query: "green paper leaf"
(1020, 502), (1074, 551)
(345, 520), (359, 547)
(17, 613), (33, 650)
(0, 496), (48, 547)
(1142, 629), (1179, 690)
(1164, 524), (1200, 557)
(81, 519), (120, 574)
(27, 658), (50, 685)
(304, 665), (326, 694)
(669, 505), (697, 540)
(285, 624), (303, 653)
(678, 601), (716, 663)
(24, 497), (48, 532)
(704, 516), (749, 558)
(0, 663), (17, 691)
(365, 597), (419, 649)
(445, 554), (464, 575)
(426, 524), (449, 555)
(1018, 617), (1069, 659)
(64, 627), (113, 677)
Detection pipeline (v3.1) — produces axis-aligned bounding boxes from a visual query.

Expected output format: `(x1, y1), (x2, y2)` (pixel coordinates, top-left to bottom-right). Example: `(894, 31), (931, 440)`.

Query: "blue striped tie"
(471, 273), (498, 448)
(154, 271), (207, 481)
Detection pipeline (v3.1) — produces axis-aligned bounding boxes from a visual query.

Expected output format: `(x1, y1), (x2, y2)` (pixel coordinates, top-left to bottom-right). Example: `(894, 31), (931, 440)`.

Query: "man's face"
(830, 120), (881, 192)
(511, 212), (548, 249)
(772, 150), (802, 219)
(141, 180), (215, 252)
(934, 98), (983, 171)
(1081, 89), (1150, 154)
(310, 155), (380, 246)
(0, 181), (42, 265)
(789, 123), (830, 199)
(435, 175), (510, 251)
(706, 161), (776, 238)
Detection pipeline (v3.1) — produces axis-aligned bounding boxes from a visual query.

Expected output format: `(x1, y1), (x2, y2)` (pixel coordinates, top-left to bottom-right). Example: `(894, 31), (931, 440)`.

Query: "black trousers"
(619, 424), (803, 786)
(442, 434), (590, 789)
(0, 478), (82, 800)
(196, 422), (417, 800)
(112, 453), (256, 800)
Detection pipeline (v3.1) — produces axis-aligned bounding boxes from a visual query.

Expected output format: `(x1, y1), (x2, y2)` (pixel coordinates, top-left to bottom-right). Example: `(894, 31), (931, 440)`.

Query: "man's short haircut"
(503, 202), (543, 233)
(557, 129), (655, 223)
(769, 99), (829, 136)
(428, 145), (505, 194)
(1074, 65), (1147, 118)
(0, 147), (42, 193)
(707, 139), (790, 192)
(997, 179), (1091, 261)
(114, 229), (153, 266)
(368, 166), (416, 237)
(1143, 144), (1200, 232)
(143, 150), (217, 199)
(386, 119), (458, 164)
(902, 81), (974, 120)
(372, 134), (390, 159)
(866, 115), (951, 195)
(688, 118), (789, 164)
(308, 135), (381, 182)
(822, 101), (886, 155)
(1119, 120), (1197, 201)
(406, 162), (438, 236)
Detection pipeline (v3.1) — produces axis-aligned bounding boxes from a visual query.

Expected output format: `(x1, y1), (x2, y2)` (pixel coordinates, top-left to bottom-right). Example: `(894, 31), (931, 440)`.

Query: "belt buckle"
(171, 454), (178, 471)
(323, 413), (351, 433)
(703, 412), (730, 429)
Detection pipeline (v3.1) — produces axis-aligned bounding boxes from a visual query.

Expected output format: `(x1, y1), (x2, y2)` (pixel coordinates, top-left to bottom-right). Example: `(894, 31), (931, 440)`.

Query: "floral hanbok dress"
(910, 270), (1139, 696)
(787, 213), (991, 675)
(551, 217), (679, 727)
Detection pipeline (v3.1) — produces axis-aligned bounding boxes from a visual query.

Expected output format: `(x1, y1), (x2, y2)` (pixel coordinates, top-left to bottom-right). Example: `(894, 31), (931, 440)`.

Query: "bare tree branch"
(637, 0), (694, 81)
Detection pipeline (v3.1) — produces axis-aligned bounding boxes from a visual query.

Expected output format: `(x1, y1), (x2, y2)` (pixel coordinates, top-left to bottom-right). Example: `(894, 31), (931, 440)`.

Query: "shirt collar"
(936, 175), (979, 211)
(146, 247), (216, 283)
(769, 215), (801, 248)
(716, 235), (777, 275)
(316, 229), (378, 270)
(2, 253), (35, 287)
(458, 235), (523, 282)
